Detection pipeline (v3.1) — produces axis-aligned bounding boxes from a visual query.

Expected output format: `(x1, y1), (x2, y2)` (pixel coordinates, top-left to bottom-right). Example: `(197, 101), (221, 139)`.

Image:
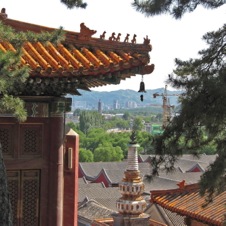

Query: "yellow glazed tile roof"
(151, 183), (226, 226)
(0, 9), (154, 96)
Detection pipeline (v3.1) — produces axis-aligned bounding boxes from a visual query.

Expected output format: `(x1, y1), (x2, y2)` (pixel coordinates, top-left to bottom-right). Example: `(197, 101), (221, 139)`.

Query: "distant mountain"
(67, 88), (183, 111)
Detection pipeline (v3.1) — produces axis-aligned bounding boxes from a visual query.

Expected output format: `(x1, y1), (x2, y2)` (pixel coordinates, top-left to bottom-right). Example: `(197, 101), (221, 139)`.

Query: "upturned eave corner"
(0, 8), (154, 96)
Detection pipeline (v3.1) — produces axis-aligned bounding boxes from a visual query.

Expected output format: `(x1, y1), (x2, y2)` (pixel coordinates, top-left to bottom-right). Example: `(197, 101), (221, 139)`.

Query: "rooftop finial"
(130, 130), (137, 144)
(143, 35), (150, 45)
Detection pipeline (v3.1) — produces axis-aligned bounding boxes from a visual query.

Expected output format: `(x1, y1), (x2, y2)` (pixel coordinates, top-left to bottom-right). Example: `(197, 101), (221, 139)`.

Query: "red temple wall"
(0, 97), (78, 226)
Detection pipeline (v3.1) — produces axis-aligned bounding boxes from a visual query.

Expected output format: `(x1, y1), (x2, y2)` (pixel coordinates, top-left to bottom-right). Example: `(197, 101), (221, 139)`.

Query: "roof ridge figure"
(78, 22), (97, 40)
(0, 8), (7, 20)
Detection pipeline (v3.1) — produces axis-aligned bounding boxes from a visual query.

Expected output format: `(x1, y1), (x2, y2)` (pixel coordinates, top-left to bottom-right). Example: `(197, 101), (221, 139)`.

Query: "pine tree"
(0, 20), (65, 121)
(132, 0), (226, 201)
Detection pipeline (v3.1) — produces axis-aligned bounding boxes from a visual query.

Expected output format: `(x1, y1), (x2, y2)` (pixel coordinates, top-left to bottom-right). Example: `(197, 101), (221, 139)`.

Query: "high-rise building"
(113, 100), (120, 110)
(126, 101), (138, 109)
(98, 99), (103, 114)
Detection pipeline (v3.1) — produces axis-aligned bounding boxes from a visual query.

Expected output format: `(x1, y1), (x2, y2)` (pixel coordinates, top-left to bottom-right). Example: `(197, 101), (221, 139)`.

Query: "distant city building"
(102, 114), (115, 120)
(144, 123), (152, 133)
(65, 112), (79, 124)
(72, 100), (87, 110)
(102, 113), (124, 120)
(113, 100), (120, 110)
(126, 101), (137, 109)
(98, 99), (103, 114)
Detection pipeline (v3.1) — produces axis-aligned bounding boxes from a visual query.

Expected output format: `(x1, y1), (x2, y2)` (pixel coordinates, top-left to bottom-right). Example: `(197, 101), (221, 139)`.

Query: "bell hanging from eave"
(138, 75), (146, 93)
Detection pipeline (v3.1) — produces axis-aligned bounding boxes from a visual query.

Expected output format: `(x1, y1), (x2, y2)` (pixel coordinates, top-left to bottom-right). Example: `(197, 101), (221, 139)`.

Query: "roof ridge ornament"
(124, 33), (130, 42)
(100, 31), (106, 39)
(177, 180), (186, 189)
(143, 35), (150, 45)
(109, 32), (116, 41)
(0, 8), (7, 20)
(131, 34), (137, 44)
(78, 22), (96, 40)
(115, 33), (121, 42)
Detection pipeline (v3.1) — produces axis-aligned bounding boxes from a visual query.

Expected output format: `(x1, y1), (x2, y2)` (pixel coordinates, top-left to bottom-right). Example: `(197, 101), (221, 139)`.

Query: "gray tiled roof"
(138, 154), (217, 172)
(78, 155), (216, 225)
(79, 181), (105, 189)
(78, 199), (114, 222)
(93, 169), (123, 184)
(157, 171), (202, 184)
(174, 158), (209, 172)
(79, 161), (151, 181)
(179, 154), (217, 163)
(144, 176), (181, 192)
(78, 177), (88, 185)
(145, 203), (185, 226)
(79, 161), (204, 190)
(139, 154), (217, 163)
(164, 208), (186, 226)
(79, 162), (127, 179)
(79, 183), (120, 210)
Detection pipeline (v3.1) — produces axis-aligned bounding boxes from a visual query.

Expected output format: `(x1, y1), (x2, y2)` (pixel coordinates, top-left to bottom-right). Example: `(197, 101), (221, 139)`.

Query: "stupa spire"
(113, 130), (150, 225)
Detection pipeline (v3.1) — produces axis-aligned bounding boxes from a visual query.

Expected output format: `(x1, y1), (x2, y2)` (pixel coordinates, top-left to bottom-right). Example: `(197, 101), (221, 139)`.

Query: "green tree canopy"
(83, 128), (108, 152)
(132, 117), (144, 131)
(79, 111), (104, 135)
(79, 148), (94, 162)
(133, 0), (226, 202)
(122, 112), (131, 120)
(93, 143), (124, 162)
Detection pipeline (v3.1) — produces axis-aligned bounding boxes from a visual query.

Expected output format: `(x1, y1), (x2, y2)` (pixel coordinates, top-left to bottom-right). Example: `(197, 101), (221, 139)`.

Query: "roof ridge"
(1, 15), (152, 49)
(151, 183), (199, 198)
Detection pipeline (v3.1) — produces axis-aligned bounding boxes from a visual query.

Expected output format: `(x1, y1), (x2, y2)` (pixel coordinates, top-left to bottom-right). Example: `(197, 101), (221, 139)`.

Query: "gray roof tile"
(78, 199), (114, 221)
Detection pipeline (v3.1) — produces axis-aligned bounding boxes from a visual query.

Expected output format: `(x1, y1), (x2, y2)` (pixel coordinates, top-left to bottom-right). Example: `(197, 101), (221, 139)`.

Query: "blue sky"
(1, 0), (225, 91)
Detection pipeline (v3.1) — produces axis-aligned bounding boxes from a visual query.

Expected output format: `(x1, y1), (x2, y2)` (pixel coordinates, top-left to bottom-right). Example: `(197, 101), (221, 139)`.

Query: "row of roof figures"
(79, 22), (150, 45)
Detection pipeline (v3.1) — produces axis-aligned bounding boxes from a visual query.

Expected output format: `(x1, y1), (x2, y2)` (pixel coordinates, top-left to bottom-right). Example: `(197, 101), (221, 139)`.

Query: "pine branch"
(0, 21), (65, 47)
(61, 0), (87, 9)
(0, 95), (27, 122)
(132, 0), (225, 19)
(0, 22), (65, 122)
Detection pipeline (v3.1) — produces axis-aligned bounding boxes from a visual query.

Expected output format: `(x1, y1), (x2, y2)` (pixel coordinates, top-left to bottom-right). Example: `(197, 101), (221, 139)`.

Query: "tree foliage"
(79, 148), (94, 162)
(79, 111), (104, 135)
(0, 21), (64, 122)
(132, 116), (145, 131)
(133, 0), (226, 201)
(104, 116), (130, 130)
(94, 143), (124, 162)
(132, 0), (225, 19)
(61, 0), (87, 9)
